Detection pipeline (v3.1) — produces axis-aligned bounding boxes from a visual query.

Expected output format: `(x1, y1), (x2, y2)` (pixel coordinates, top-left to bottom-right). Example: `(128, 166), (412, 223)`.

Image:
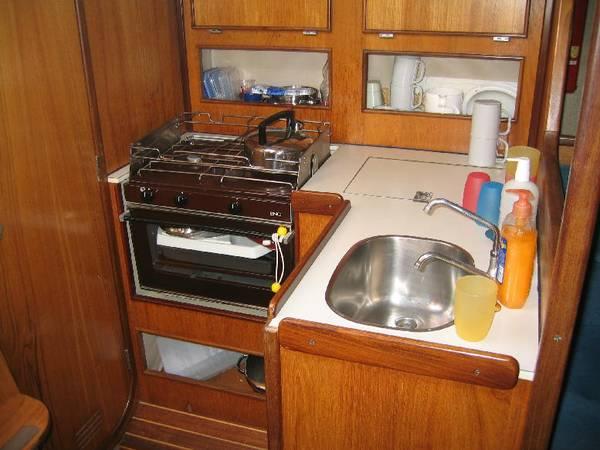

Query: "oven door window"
(127, 215), (292, 309)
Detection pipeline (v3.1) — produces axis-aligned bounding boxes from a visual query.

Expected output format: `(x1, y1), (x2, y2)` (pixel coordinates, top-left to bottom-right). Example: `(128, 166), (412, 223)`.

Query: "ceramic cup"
(462, 172), (491, 213)
(391, 55), (425, 86)
(468, 135), (509, 167)
(390, 83), (423, 110)
(471, 99), (511, 139)
(366, 80), (383, 108)
(423, 87), (463, 114)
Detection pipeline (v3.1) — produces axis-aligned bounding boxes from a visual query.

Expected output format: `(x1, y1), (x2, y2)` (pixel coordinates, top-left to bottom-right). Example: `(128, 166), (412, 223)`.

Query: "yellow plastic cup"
(453, 275), (498, 342)
(505, 146), (541, 182)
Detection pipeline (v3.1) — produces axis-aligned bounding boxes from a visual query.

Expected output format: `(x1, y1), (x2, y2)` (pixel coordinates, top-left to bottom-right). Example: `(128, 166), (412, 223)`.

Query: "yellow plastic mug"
(453, 275), (498, 342)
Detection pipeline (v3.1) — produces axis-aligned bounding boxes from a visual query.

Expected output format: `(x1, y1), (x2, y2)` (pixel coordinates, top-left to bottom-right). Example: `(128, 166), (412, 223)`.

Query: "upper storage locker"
(191, 0), (331, 31)
(364, 0), (530, 36)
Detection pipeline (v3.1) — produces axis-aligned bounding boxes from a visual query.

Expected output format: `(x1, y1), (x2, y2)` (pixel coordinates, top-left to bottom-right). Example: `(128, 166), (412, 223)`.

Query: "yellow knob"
(277, 226), (288, 237)
(271, 282), (281, 293)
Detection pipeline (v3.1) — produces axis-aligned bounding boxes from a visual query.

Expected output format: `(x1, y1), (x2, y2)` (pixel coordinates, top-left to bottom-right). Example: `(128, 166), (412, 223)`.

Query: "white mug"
(468, 135), (509, 167)
(390, 83), (423, 111)
(391, 55), (426, 87)
(471, 99), (511, 139)
(366, 80), (383, 108)
(424, 87), (463, 114)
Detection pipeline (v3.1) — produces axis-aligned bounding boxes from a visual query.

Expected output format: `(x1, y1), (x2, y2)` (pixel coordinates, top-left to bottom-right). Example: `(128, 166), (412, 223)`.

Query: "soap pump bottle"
(497, 190), (537, 309)
(499, 157), (539, 225)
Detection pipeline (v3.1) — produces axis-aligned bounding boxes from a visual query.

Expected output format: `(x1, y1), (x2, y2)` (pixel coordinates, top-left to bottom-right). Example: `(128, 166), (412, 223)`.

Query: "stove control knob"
(140, 187), (155, 202)
(175, 193), (188, 207)
(228, 200), (242, 215)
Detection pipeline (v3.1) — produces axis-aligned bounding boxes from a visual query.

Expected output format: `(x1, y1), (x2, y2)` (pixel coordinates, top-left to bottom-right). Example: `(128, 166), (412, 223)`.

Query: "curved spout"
(423, 199), (501, 252)
(423, 198), (501, 278)
(414, 252), (492, 280)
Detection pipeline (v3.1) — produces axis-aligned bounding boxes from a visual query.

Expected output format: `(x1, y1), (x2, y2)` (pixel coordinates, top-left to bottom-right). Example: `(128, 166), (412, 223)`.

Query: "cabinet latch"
(123, 348), (133, 373)
(413, 191), (433, 203)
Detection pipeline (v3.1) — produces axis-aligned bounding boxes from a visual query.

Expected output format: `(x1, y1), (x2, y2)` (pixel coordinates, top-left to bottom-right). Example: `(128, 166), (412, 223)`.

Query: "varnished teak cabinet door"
(365, 0), (529, 35)
(191, 0), (330, 30)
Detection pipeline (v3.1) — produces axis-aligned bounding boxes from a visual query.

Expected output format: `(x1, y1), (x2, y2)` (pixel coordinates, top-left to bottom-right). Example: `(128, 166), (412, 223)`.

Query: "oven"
(121, 111), (329, 317)
(124, 204), (294, 317)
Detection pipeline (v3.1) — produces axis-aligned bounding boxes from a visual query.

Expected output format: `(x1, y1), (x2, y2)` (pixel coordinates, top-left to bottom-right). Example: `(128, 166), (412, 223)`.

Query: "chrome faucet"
(415, 198), (501, 279)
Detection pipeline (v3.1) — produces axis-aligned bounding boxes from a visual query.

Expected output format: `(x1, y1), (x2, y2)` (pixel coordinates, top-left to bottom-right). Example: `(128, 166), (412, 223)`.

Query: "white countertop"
(269, 144), (539, 381)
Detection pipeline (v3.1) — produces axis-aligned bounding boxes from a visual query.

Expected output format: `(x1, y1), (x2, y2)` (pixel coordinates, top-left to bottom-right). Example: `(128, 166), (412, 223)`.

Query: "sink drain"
(395, 318), (418, 330)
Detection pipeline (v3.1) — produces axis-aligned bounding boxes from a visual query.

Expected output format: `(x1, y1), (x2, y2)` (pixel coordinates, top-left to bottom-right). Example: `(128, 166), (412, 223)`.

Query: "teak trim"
(263, 327), (282, 450)
(536, 131), (565, 328)
(523, 3), (600, 447)
(279, 319), (520, 390)
(267, 190), (350, 319)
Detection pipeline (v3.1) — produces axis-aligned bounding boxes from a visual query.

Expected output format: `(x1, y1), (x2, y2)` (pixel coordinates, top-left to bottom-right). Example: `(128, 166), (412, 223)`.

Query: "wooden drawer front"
(192, 0), (330, 30)
(365, 0), (529, 35)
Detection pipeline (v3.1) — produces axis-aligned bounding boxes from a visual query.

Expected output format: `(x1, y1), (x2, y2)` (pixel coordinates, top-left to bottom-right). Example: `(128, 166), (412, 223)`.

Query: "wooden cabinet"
(182, 0), (547, 152)
(365, 0), (530, 35)
(107, 183), (269, 432)
(0, 2), (132, 448)
(83, 0), (184, 173)
(191, 0), (331, 30)
(272, 320), (530, 450)
(0, 0), (183, 448)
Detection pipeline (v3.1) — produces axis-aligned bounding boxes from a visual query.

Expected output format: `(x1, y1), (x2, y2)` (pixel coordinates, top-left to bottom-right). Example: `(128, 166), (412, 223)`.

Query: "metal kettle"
(243, 110), (314, 170)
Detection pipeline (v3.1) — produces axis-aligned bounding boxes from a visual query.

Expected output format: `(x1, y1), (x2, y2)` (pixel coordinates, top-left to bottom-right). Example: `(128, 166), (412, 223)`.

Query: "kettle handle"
(258, 110), (296, 145)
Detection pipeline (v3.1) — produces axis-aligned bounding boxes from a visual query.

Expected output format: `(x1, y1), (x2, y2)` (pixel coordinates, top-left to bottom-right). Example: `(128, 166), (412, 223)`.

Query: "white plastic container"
(155, 336), (241, 381)
(499, 157), (539, 226)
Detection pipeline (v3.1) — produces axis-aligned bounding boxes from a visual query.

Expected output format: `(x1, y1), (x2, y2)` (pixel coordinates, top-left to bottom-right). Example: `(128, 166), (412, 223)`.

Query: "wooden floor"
(118, 401), (268, 450)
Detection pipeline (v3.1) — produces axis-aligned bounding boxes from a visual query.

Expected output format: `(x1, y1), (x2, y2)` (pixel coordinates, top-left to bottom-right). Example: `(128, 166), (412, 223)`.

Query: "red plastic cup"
(462, 171), (491, 213)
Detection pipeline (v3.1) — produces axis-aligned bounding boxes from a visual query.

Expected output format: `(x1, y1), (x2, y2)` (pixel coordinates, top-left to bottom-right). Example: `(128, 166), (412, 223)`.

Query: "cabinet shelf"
(141, 332), (264, 399)
(200, 98), (330, 110)
(200, 48), (330, 107)
(364, 51), (522, 119)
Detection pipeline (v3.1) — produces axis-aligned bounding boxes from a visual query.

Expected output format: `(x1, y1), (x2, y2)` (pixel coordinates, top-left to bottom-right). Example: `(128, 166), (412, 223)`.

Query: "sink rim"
(325, 234), (475, 332)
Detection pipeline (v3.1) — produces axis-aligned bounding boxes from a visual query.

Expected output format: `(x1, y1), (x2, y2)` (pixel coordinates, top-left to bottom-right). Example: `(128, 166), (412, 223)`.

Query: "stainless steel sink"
(325, 235), (474, 332)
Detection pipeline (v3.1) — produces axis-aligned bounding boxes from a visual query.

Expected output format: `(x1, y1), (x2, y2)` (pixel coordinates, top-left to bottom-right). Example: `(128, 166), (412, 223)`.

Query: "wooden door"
(277, 320), (531, 450)
(0, 1), (131, 448)
(365, 0), (530, 35)
(191, 0), (331, 30)
(82, 0), (185, 173)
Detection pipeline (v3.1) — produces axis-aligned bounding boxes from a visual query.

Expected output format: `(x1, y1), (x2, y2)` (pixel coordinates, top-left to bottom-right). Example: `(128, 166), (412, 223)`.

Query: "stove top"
(124, 111), (330, 223)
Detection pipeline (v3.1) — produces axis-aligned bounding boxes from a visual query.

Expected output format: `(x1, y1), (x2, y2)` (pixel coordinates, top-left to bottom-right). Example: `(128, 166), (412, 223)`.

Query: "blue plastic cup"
(476, 181), (503, 233)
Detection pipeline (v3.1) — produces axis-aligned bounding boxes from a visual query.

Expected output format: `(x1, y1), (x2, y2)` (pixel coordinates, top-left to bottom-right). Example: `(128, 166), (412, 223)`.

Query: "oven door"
(124, 206), (294, 317)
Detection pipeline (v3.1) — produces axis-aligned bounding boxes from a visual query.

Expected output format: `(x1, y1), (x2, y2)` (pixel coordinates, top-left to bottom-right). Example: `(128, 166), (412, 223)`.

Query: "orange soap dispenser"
(497, 190), (537, 309)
